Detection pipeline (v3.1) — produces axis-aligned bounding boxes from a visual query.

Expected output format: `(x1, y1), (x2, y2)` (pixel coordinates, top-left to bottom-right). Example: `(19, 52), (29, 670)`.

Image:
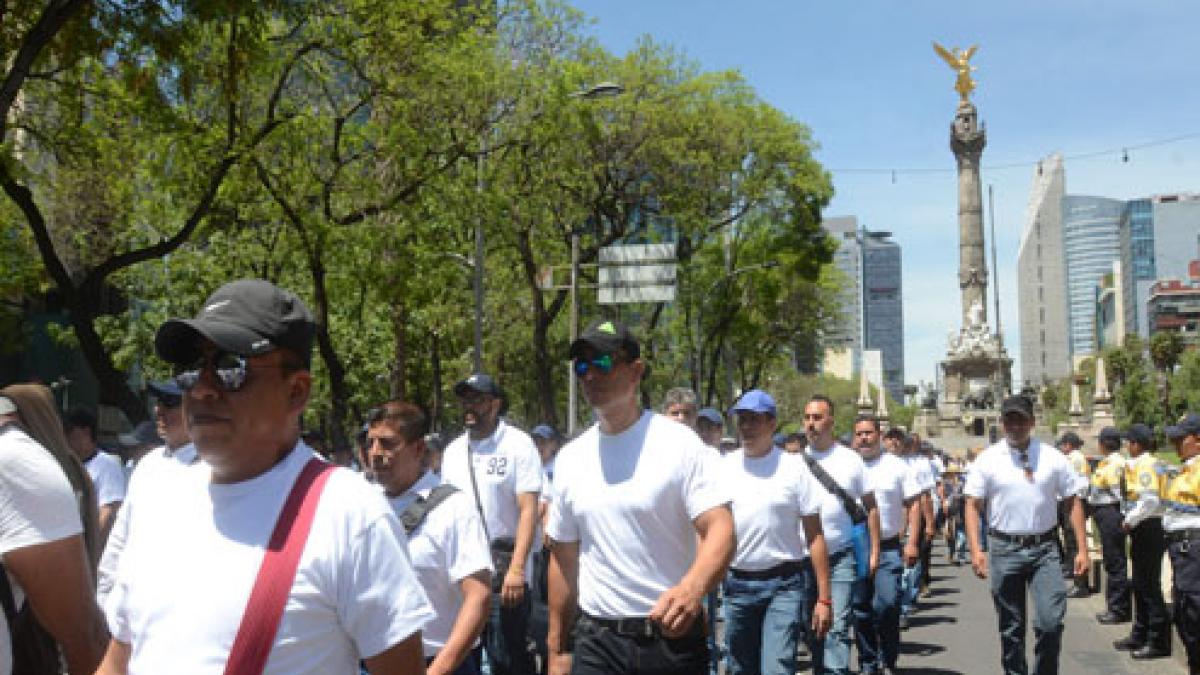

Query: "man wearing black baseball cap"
(440, 371), (541, 675)
(1089, 426), (1132, 625)
(1115, 423), (1171, 658)
(97, 279), (432, 674)
(962, 395), (1088, 675)
(546, 319), (733, 675)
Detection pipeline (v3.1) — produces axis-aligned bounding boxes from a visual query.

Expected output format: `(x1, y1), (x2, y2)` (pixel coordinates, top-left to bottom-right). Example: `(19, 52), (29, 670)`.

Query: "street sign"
(598, 243), (677, 304)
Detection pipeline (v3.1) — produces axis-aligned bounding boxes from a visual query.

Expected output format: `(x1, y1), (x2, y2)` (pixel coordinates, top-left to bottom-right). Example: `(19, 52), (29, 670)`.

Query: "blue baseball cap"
(773, 432), (788, 447)
(147, 380), (183, 407)
(1165, 413), (1200, 440)
(530, 424), (559, 440)
(697, 407), (723, 425)
(730, 389), (776, 417)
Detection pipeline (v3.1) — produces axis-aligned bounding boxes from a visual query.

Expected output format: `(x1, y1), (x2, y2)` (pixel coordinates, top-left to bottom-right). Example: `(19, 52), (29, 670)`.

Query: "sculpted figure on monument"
(933, 42), (979, 102)
(968, 300), (985, 328)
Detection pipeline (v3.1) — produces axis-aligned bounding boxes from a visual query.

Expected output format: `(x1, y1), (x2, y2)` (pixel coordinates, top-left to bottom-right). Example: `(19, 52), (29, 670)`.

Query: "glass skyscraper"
(1061, 195), (1123, 356)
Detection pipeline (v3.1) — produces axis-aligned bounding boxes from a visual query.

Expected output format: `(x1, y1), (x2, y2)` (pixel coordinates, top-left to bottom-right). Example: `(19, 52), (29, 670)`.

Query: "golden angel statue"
(933, 42), (979, 102)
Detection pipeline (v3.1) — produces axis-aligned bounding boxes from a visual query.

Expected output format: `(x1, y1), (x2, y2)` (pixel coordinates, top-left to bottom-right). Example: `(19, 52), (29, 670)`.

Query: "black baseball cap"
(1125, 423), (1152, 445)
(453, 372), (503, 399)
(1098, 426), (1122, 444)
(1165, 413), (1200, 440)
(1057, 431), (1083, 448)
(569, 319), (641, 360)
(155, 279), (316, 366)
(1000, 395), (1034, 419)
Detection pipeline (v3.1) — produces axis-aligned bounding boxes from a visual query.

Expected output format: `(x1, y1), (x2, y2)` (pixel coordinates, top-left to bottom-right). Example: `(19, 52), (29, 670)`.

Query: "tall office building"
(1062, 195), (1123, 356)
(821, 216), (905, 401)
(1120, 193), (1200, 337)
(862, 231), (905, 401)
(1017, 155), (1071, 384)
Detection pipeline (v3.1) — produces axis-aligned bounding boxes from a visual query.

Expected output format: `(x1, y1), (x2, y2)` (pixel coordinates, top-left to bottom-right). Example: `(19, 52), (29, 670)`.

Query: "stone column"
(951, 101), (988, 327)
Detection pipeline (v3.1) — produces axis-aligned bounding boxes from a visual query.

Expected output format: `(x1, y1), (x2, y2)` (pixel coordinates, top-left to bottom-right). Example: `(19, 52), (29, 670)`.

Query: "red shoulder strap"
(224, 457), (336, 675)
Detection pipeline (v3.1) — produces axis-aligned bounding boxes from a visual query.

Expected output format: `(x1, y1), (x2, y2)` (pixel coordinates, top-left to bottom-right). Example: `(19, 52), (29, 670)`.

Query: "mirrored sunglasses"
(572, 353), (615, 378)
(174, 351), (253, 392)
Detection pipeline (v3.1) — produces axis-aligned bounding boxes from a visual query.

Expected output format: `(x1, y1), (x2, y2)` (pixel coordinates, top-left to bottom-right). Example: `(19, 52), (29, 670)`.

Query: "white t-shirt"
(441, 421), (543, 542)
(85, 450), (127, 507)
(802, 443), (869, 554)
(97, 443), (200, 608)
(546, 411), (727, 619)
(105, 442), (433, 674)
(863, 451), (922, 540)
(904, 454), (936, 493)
(722, 446), (821, 570)
(387, 471), (492, 659)
(0, 426), (84, 675)
(963, 439), (1081, 535)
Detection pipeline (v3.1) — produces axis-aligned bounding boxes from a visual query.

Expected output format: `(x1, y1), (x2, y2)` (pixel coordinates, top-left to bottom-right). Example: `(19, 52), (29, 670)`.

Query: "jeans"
(706, 589), (722, 675)
(988, 537), (1067, 675)
(802, 547), (856, 675)
(853, 547), (904, 672)
(900, 531), (923, 617)
(482, 584), (535, 675)
(954, 519), (969, 561)
(571, 613), (708, 674)
(722, 568), (804, 675)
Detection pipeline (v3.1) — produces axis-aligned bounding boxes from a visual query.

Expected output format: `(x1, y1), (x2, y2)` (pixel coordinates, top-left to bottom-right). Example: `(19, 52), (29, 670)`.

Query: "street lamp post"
(566, 81), (624, 437)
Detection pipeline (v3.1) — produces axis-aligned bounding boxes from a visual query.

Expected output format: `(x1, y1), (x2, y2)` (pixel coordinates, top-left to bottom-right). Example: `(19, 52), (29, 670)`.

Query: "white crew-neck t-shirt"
(863, 451), (922, 540)
(441, 420), (543, 542)
(387, 470), (492, 658)
(1, 426), (84, 675)
(723, 446), (821, 571)
(84, 449), (127, 507)
(802, 443), (869, 555)
(106, 443), (433, 674)
(546, 411), (728, 619)
(963, 439), (1080, 535)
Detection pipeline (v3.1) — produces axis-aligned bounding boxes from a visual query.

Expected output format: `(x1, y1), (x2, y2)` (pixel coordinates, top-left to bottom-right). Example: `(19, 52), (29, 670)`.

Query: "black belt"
(1166, 528), (1200, 545)
(880, 536), (901, 550)
(579, 612), (658, 639)
(729, 560), (805, 580)
(988, 528), (1057, 547)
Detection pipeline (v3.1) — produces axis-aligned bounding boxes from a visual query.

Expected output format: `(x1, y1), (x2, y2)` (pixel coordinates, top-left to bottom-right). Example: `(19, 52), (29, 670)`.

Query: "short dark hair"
(807, 394), (835, 417)
(367, 400), (430, 443)
(853, 414), (880, 432)
(64, 407), (97, 440)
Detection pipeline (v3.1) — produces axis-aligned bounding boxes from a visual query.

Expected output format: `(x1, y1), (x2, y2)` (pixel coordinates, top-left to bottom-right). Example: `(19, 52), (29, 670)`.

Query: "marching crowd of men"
(1, 277), (1199, 675)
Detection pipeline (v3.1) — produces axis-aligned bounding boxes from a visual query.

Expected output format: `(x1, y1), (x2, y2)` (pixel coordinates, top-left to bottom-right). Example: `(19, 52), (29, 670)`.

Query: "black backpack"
(0, 566), (61, 675)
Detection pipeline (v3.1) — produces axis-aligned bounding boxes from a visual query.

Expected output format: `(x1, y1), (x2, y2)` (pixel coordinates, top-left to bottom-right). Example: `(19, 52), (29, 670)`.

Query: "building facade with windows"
(1017, 155), (1071, 385)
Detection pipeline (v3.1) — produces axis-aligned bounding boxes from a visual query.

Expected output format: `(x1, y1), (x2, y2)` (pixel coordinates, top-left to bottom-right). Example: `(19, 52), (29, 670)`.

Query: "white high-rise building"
(1017, 155), (1071, 385)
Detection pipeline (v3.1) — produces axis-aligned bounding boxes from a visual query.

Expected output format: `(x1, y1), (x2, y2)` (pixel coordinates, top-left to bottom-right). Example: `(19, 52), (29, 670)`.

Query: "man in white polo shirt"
(368, 400), (492, 675)
(964, 395), (1088, 675)
(851, 415), (921, 675)
(801, 396), (880, 675)
(722, 389), (831, 675)
(441, 373), (541, 675)
(546, 319), (733, 675)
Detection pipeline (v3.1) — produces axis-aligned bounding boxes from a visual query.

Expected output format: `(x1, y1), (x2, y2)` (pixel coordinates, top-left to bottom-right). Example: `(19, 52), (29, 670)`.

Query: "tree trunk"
(308, 259), (351, 452)
(515, 227), (562, 428)
(390, 297), (408, 400)
(67, 292), (147, 423)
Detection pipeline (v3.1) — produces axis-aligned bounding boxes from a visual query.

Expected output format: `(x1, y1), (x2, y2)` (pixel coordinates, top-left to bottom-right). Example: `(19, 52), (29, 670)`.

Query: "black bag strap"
(0, 564), (17, 621)
(802, 451), (868, 524)
(400, 484), (460, 535)
(465, 442), (492, 543)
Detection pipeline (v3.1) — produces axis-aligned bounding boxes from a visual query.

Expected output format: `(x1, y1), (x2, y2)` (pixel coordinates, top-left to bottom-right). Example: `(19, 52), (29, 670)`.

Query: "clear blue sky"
(570, 0), (1200, 389)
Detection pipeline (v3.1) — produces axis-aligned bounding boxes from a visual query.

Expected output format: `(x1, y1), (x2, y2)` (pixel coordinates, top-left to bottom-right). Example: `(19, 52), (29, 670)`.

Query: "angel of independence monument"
(914, 43), (1014, 452)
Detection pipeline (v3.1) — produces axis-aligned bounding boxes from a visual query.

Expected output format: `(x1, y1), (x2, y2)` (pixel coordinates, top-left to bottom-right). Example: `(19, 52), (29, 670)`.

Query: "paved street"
(792, 539), (1189, 674)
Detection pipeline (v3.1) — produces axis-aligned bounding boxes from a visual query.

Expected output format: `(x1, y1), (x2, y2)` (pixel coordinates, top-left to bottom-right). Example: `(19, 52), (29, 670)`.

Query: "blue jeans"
(722, 568), (804, 675)
(482, 584), (534, 675)
(988, 537), (1067, 675)
(853, 547), (904, 671)
(706, 589), (722, 675)
(802, 548), (856, 675)
(900, 553), (922, 617)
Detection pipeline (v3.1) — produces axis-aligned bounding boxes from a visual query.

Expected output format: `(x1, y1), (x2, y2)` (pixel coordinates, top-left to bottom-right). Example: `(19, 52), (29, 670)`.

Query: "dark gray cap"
(1098, 426), (1122, 444)
(453, 372), (503, 398)
(1125, 423), (1152, 445)
(1057, 431), (1083, 448)
(1166, 413), (1200, 440)
(569, 319), (641, 360)
(1000, 395), (1034, 419)
(155, 279), (316, 366)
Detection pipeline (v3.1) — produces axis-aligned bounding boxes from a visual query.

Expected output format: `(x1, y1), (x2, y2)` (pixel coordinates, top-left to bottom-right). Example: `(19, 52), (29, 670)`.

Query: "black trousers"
(571, 614), (708, 675)
(1057, 501), (1086, 590)
(1168, 537), (1200, 674)
(1091, 504), (1131, 616)
(1129, 518), (1170, 648)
